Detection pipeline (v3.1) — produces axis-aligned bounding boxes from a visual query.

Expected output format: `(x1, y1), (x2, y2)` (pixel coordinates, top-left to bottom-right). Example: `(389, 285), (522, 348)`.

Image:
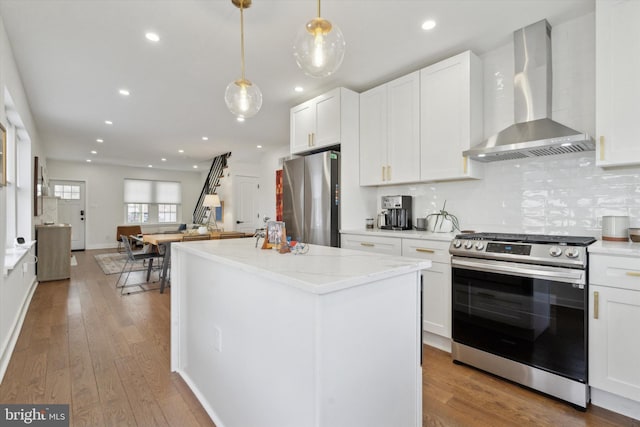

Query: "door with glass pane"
(51, 180), (86, 250)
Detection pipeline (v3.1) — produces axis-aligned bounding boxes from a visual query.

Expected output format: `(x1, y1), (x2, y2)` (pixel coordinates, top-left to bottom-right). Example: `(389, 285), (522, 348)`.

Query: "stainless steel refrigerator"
(282, 151), (340, 247)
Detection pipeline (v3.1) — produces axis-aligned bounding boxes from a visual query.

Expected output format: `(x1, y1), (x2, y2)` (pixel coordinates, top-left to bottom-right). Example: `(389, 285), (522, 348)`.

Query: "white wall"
(376, 12), (640, 238)
(46, 160), (203, 249)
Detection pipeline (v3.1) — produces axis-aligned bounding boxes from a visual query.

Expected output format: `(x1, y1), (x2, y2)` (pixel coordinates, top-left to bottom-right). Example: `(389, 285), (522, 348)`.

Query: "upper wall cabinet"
(359, 71), (421, 186)
(291, 87), (343, 154)
(420, 50), (483, 181)
(596, 0), (640, 167)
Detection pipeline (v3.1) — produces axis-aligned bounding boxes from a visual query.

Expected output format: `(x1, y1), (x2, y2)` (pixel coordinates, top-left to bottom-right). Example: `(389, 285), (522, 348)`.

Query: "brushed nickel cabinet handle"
(594, 291), (599, 319)
(463, 156), (468, 174)
(308, 133), (311, 147)
(626, 271), (640, 277)
(387, 165), (392, 181)
(416, 248), (435, 254)
(311, 132), (315, 146)
(360, 242), (375, 247)
(382, 166), (386, 182)
(599, 136), (605, 161)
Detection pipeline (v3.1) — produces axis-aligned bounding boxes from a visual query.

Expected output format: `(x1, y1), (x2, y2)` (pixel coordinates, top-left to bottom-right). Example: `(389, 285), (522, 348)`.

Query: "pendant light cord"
(240, 0), (246, 81)
(317, 0), (321, 17)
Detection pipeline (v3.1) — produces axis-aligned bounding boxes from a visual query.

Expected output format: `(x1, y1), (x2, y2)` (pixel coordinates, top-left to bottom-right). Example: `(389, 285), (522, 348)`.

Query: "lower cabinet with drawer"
(340, 233), (402, 256)
(589, 252), (640, 421)
(403, 238), (452, 352)
(341, 232), (453, 352)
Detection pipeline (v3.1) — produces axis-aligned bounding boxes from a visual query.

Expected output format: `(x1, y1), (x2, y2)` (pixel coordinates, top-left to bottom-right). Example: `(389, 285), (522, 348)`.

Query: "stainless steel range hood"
(464, 19), (594, 162)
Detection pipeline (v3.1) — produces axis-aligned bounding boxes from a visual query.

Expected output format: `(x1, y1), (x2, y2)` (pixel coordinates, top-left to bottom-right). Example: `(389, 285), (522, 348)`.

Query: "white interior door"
(51, 180), (86, 251)
(234, 176), (259, 233)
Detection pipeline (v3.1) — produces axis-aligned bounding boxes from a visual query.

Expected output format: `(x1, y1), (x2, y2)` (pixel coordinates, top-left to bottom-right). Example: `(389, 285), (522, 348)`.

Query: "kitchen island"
(170, 238), (430, 427)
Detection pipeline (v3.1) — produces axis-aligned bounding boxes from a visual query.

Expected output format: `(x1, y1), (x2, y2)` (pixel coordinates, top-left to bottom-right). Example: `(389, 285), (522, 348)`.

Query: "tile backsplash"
(379, 152), (640, 237)
(376, 12), (640, 238)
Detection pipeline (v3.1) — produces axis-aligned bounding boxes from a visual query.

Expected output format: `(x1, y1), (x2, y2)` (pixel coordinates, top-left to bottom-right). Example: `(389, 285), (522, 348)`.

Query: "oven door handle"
(451, 257), (586, 285)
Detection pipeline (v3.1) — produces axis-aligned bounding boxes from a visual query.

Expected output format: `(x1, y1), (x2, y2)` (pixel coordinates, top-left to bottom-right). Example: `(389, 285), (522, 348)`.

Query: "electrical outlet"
(213, 326), (222, 352)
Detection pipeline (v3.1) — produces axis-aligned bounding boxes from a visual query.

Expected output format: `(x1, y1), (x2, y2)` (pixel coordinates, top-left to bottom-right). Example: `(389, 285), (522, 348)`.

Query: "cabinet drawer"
(341, 234), (402, 256)
(590, 254), (640, 291)
(402, 238), (451, 264)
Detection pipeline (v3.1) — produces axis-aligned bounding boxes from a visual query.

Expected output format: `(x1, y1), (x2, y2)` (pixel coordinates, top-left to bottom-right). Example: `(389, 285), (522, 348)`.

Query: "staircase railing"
(193, 152), (231, 224)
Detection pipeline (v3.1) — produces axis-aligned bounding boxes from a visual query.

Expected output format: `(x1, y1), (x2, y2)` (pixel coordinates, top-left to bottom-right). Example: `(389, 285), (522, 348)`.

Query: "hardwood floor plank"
(100, 399), (137, 427)
(68, 312), (101, 410)
(44, 368), (72, 404)
(170, 374), (217, 427)
(114, 355), (170, 427)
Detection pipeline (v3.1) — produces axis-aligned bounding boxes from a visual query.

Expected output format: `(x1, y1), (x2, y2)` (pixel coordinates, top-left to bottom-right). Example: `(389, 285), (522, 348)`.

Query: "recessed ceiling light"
(237, 117), (245, 122)
(257, 145), (262, 149)
(478, 153), (486, 158)
(148, 164), (153, 168)
(193, 165), (198, 169)
(91, 150), (97, 154)
(561, 142), (573, 147)
(294, 86), (304, 93)
(161, 158), (167, 162)
(421, 20), (437, 31)
(96, 138), (104, 143)
(119, 89), (130, 96)
(178, 149), (184, 153)
(202, 136), (209, 141)
(145, 32), (160, 42)
(86, 159), (92, 163)
(105, 120), (113, 125)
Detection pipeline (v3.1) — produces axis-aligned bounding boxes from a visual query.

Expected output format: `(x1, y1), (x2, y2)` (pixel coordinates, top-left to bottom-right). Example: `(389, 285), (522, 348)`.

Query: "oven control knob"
(565, 248), (580, 258)
(453, 240), (462, 248)
(549, 246), (563, 257)
(464, 241), (474, 249)
(475, 242), (485, 250)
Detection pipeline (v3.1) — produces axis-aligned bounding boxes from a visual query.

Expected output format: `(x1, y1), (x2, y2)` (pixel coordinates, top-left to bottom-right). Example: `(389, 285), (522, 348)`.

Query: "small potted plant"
(426, 201), (460, 233)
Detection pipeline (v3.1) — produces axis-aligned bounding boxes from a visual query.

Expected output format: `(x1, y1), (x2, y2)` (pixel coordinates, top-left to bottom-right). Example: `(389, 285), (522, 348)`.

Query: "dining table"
(141, 231), (252, 293)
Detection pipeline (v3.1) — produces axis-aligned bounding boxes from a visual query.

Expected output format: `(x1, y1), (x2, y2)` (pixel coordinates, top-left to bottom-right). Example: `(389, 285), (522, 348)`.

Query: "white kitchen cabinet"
(420, 50), (483, 181)
(402, 238), (452, 350)
(359, 71), (420, 185)
(596, 0), (640, 167)
(589, 253), (640, 417)
(291, 87), (343, 154)
(341, 233), (402, 256)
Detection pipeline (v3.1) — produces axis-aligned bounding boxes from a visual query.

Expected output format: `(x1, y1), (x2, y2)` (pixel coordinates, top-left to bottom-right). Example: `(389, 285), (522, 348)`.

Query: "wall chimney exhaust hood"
(464, 19), (594, 162)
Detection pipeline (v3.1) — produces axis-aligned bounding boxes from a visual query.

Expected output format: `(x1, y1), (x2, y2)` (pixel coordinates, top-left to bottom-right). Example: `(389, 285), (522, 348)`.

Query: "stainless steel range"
(449, 233), (596, 409)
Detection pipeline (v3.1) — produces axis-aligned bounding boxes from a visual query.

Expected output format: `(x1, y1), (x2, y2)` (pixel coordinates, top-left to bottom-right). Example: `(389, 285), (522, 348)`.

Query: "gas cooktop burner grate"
(455, 232), (596, 246)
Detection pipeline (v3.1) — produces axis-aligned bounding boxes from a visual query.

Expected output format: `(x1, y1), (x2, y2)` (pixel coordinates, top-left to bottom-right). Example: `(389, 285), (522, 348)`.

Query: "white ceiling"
(0, 0), (594, 171)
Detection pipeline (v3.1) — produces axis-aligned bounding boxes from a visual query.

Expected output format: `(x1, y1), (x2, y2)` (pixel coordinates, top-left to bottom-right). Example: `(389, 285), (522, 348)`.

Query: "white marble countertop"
(173, 238), (431, 295)
(340, 228), (457, 241)
(588, 240), (640, 257)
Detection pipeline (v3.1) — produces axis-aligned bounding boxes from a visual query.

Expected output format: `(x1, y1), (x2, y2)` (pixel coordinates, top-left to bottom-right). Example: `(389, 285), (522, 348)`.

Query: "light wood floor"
(1, 249), (638, 427)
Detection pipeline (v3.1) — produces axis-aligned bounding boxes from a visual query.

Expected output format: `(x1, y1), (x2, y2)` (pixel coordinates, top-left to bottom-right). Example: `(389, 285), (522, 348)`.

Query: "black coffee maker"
(380, 196), (412, 230)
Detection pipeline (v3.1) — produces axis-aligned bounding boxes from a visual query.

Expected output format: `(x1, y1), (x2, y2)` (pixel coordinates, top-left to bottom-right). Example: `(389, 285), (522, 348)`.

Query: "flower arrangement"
(426, 200), (460, 232)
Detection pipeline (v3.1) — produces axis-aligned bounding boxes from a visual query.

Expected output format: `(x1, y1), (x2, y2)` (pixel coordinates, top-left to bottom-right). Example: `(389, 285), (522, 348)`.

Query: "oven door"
(451, 257), (587, 382)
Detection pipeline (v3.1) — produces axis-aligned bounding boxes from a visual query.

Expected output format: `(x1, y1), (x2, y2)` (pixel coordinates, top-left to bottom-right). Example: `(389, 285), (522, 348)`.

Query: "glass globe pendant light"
(293, 0), (346, 78)
(225, 0), (262, 119)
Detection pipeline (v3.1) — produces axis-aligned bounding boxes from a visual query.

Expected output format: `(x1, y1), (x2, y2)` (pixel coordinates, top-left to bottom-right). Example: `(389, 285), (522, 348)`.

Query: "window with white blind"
(123, 179), (182, 224)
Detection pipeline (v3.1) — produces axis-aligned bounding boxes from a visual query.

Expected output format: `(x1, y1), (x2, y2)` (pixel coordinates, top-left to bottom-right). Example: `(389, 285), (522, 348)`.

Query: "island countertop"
(172, 238), (431, 295)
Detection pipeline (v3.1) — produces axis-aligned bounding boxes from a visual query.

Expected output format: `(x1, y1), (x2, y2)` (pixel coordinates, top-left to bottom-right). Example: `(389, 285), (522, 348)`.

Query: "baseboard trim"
(0, 278), (38, 384)
(591, 387), (640, 421)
